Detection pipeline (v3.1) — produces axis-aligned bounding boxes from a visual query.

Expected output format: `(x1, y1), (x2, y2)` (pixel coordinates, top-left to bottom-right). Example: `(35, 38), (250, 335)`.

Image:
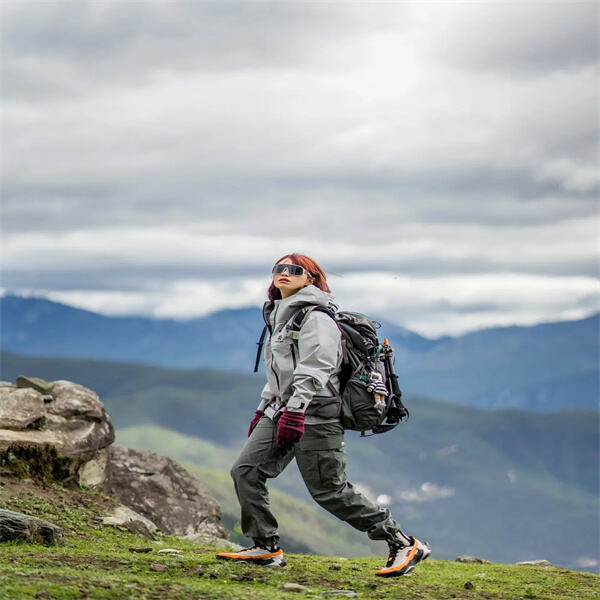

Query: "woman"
(217, 253), (430, 577)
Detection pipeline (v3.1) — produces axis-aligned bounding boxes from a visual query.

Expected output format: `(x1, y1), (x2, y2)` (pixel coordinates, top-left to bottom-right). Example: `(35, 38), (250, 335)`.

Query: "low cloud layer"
(1, 1), (598, 336)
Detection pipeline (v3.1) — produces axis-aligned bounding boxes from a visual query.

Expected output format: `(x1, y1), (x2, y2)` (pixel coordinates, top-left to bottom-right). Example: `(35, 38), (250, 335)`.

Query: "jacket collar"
(263, 285), (338, 330)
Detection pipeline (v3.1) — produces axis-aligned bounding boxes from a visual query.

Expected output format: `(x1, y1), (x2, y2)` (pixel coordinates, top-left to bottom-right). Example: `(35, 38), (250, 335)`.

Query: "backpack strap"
(253, 324), (269, 373)
(253, 301), (274, 373)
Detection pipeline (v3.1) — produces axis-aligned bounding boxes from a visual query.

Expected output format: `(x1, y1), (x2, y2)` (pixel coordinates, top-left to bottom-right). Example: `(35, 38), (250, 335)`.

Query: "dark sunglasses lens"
(272, 264), (304, 276)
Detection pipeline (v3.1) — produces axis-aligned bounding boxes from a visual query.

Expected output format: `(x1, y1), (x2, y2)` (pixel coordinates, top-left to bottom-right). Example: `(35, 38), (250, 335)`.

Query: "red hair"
(268, 253), (331, 301)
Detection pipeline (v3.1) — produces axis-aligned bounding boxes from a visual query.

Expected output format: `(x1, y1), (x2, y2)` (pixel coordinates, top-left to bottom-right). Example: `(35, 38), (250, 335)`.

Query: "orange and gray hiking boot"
(216, 544), (287, 567)
(376, 537), (431, 577)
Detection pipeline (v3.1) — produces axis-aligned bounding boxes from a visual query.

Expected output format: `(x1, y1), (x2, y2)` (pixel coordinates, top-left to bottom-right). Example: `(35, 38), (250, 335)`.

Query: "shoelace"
(245, 544), (277, 553)
(387, 543), (405, 564)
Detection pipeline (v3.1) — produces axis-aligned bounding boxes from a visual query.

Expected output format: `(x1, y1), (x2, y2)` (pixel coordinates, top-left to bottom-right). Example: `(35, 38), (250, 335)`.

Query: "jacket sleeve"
(286, 311), (342, 414)
(257, 382), (273, 411)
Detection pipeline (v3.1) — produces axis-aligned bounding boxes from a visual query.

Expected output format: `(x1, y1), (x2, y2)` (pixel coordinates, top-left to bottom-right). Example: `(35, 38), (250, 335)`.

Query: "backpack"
(254, 305), (409, 436)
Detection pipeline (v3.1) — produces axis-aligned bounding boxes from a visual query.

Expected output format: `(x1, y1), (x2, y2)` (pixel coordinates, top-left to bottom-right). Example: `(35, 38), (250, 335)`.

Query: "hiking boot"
(216, 544), (287, 567)
(376, 537), (431, 577)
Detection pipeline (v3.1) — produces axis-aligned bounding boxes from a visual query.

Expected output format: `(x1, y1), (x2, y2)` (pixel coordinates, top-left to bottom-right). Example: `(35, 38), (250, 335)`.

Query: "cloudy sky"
(1, 0), (598, 337)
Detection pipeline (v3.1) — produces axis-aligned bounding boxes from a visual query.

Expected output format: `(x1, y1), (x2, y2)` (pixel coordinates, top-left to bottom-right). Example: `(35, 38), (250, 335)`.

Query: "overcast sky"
(1, 0), (598, 337)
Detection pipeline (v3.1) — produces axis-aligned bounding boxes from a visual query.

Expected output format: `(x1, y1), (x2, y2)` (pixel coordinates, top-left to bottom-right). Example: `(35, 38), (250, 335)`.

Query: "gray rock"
(101, 504), (158, 540)
(516, 559), (553, 567)
(0, 508), (65, 545)
(102, 445), (228, 541)
(0, 388), (45, 430)
(0, 379), (115, 484)
(157, 548), (184, 556)
(16, 376), (54, 394)
(77, 448), (110, 488)
(321, 592), (358, 598)
(282, 583), (309, 592)
(456, 555), (492, 564)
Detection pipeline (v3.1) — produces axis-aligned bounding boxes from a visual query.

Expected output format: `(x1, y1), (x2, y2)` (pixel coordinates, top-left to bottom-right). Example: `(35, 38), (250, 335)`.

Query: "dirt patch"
(0, 475), (118, 513)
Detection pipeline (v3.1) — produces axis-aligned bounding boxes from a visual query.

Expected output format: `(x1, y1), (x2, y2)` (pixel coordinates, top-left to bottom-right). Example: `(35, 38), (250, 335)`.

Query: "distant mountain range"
(1, 294), (598, 411)
(1, 351), (598, 571)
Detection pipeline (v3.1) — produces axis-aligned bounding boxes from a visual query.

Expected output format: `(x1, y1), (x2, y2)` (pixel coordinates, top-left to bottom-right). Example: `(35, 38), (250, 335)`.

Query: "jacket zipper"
(290, 343), (297, 369)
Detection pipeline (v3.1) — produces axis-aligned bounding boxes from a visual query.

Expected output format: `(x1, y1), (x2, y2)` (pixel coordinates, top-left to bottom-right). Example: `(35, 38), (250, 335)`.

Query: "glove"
(276, 409), (305, 446)
(367, 381), (389, 397)
(248, 410), (264, 437)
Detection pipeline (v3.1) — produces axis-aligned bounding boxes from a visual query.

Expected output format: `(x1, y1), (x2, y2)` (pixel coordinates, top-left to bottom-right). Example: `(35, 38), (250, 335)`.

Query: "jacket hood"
(263, 285), (338, 330)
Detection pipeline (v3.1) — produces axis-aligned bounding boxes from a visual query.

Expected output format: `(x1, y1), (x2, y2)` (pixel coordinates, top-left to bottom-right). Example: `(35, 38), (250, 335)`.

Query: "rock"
(456, 555), (491, 564)
(16, 376), (54, 395)
(128, 547), (153, 553)
(0, 508), (65, 545)
(231, 574), (253, 581)
(282, 583), (309, 592)
(516, 560), (553, 567)
(0, 388), (45, 430)
(0, 379), (115, 485)
(77, 448), (110, 487)
(321, 592), (358, 598)
(101, 504), (159, 540)
(157, 549), (184, 556)
(464, 581), (474, 589)
(1, 377), (228, 547)
(44, 380), (114, 456)
(149, 563), (167, 572)
(102, 445), (228, 541)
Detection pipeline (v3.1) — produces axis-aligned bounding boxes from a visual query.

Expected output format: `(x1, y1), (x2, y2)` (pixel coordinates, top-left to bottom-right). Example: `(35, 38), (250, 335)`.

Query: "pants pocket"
(316, 448), (347, 487)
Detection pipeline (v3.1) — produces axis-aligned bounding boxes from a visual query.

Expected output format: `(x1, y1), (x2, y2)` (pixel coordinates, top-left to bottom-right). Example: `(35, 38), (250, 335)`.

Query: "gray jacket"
(257, 285), (343, 421)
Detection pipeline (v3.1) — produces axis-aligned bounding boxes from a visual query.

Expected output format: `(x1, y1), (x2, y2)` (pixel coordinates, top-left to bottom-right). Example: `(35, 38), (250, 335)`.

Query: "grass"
(0, 479), (597, 600)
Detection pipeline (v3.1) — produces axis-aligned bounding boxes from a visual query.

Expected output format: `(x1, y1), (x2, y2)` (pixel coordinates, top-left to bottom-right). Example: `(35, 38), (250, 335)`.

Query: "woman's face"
(272, 258), (314, 299)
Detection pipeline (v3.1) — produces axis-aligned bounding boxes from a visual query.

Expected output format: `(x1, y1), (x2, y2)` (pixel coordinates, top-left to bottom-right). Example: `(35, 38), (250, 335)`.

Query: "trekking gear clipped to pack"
(254, 305), (409, 436)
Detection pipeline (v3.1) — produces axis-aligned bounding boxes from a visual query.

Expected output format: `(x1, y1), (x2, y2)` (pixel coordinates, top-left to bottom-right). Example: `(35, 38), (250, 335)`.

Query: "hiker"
(217, 253), (430, 576)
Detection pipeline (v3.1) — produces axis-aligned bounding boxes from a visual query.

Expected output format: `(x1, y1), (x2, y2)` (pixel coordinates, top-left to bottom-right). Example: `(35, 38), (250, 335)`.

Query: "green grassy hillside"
(2, 352), (598, 571)
(0, 479), (597, 600)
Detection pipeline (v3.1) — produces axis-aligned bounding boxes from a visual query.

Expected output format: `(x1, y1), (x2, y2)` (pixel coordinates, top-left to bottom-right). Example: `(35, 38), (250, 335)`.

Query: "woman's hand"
(276, 409), (305, 445)
(248, 410), (264, 437)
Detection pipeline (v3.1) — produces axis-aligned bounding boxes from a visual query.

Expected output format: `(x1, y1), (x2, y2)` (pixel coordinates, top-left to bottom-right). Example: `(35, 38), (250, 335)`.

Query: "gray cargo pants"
(230, 416), (405, 547)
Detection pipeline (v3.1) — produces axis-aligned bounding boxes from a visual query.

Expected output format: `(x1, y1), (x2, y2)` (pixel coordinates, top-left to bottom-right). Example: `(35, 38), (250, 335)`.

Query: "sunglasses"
(272, 263), (312, 277)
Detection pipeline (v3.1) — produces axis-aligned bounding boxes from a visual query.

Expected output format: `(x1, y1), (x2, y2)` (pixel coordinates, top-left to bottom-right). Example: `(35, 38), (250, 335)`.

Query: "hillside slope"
(2, 353), (598, 571)
(0, 478), (597, 600)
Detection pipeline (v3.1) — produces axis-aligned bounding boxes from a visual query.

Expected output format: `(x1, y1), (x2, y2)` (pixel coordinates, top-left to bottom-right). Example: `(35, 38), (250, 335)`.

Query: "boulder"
(0, 508), (65, 545)
(102, 445), (228, 540)
(101, 504), (159, 540)
(1, 377), (228, 544)
(516, 559), (553, 567)
(0, 388), (46, 430)
(0, 377), (115, 485)
(456, 555), (492, 564)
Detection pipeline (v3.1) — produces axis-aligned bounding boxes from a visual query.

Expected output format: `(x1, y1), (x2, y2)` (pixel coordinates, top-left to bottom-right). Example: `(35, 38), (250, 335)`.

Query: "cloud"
(396, 482), (455, 503)
(427, 2), (599, 74)
(1, 1), (598, 335)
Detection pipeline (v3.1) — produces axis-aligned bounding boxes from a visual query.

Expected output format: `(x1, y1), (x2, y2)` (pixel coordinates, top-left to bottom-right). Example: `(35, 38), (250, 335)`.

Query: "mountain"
(1, 351), (598, 571)
(1, 294), (598, 411)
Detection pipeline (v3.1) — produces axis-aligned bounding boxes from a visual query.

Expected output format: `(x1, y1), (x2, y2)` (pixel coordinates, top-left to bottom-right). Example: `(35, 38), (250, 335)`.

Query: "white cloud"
(396, 482), (455, 503)
(1, 1), (598, 336)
